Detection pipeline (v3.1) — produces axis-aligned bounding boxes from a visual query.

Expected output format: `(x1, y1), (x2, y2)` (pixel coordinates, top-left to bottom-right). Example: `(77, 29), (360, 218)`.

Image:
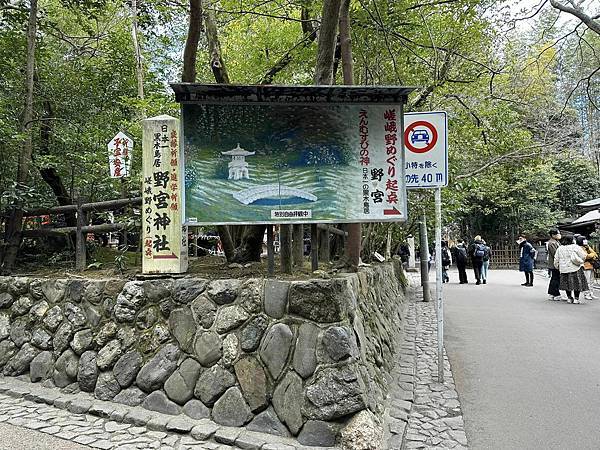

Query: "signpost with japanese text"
(404, 111), (448, 189)
(108, 131), (133, 178)
(141, 115), (188, 274)
(403, 110), (448, 383)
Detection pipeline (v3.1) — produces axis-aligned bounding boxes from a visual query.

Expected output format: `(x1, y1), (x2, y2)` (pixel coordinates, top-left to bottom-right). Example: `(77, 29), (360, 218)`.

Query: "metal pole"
(267, 225), (274, 277)
(435, 187), (444, 383)
(419, 216), (431, 302)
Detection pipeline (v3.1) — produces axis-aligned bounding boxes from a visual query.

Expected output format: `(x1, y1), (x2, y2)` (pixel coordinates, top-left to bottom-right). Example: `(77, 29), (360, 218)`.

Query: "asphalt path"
(443, 268), (600, 450)
(0, 422), (89, 449)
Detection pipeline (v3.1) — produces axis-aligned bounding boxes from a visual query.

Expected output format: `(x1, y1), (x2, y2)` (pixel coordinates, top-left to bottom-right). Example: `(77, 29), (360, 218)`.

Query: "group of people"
(440, 236), (492, 285)
(545, 229), (598, 304)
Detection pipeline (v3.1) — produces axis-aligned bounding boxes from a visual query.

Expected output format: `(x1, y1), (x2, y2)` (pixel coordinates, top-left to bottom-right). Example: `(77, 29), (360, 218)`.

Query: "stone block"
(222, 333), (239, 367)
(31, 328), (52, 350)
(297, 420), (338, 447)
(195, 365), (235, 406)
(42, 306), (63, 332)
(264, 280), (289, 319)
(340, 410), (383, 450)
(259, 323), (293, 380)
(194, 331), (222, 367)
(207, 279), (240, 305)
(173, 278), (207, 304)
(164, 357), (201, 405)
(10, 317), (32, 347)
(288, 279), (350, 323)
(52, 322), (73, 354)
(30, 351), (54, 382)
(214, 426), (241, 445)
(78, 350), (98, 392)
(322, 326), (358, 362)
(52, 349), (78, 387)
(0, 340), (17, 369)
(272, 370), (304, 435)
(94, 371), (121, 401)
(96, 339), (122, 370)
(136, 343), (180, 392)
(214, 305), (249, 334)
(114, 281), (145, 322)
(166, 416), (196, 433)
(169, 307), (196, 352)
(183, 398), (210, 419)
(142, 391), (181, 415)
(113, 350), (142, 388)
(70, 329), (93, 355)
(0, 313), (9, 340)
(293, 322), (319, 379)
(113, 387), (147, 407)
(212, 387), (253, 427)
(234, 356), (269, 412)
(190, 419), (219, 441)
(238, 279), (264, 314)
(246, 406), (290, 437)
(240, 315), (268, 352)
(190, 295), (217, 329)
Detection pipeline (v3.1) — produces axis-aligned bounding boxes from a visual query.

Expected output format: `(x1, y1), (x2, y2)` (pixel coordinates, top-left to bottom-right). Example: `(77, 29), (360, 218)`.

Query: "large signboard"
(141, 115), (188, 274)
(182, 103), (407, 225)
(404, 111), (448, 189)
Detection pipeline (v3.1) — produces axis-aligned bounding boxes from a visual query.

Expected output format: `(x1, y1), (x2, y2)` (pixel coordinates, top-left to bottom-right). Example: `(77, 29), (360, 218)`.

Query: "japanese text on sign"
(108, 132), (133, 178)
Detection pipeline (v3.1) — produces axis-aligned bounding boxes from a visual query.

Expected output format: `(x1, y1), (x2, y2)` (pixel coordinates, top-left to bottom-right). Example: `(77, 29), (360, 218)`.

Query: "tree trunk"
(313, 0), (342, 85)
(233, 225), (266, 263)
(182, 0), (202, 83)
(1, 0), (38, 272)
(131, 0), (144, 104)
(204, 3), (230, 84)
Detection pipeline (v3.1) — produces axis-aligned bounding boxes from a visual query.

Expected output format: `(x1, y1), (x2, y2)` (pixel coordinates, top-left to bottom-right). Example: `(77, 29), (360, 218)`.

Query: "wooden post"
(267, 225), (274, 277)
(311, 224), (318, 272)
(75, 197), (86, 271)
(120, 178), (128, 251)
(319, 228), (330, 262)
(280, 224), (292, 274)
(292, 224), (303, 267)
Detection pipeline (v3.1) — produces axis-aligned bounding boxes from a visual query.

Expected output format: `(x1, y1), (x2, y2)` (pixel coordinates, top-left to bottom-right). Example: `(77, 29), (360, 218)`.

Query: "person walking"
(441, 241), (452, 283)
(518, 235), (536, 286)
(469, 235), (486, 285)
(454, 240), (469, 284)
(480, 240), (491, 284)
(554, 235), (589, 303)
(546, 229), (562, 301)
(578, 236), (598, 300)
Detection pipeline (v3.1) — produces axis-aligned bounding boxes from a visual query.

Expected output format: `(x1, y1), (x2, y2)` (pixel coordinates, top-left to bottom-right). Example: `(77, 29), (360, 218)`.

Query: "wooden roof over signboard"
(170, 83), (416, 104)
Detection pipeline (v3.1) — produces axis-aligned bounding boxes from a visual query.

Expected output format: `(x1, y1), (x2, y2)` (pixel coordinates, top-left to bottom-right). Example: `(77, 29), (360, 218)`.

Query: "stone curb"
(0, 376), (336, 450)
(383, 285), (418, 449)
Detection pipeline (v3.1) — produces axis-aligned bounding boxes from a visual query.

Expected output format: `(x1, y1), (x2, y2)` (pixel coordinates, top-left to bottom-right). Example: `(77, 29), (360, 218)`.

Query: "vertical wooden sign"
(142, 115), (188, 274)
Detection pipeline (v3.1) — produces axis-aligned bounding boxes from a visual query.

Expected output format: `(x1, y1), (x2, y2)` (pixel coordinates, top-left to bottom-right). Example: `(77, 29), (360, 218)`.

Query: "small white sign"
(404, 112), (448, 189)
(108, 131), (133, 178)
(271, 209), (313, 220)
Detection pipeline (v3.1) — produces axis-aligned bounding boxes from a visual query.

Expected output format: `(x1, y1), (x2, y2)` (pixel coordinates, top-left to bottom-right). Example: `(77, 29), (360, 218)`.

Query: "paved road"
(443, 269), (600, 450)
(0, 422), (88, 450)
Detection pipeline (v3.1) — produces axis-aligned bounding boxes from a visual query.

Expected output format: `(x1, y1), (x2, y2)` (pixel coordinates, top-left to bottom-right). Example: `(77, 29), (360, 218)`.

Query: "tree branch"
(549, 0), (600, 36)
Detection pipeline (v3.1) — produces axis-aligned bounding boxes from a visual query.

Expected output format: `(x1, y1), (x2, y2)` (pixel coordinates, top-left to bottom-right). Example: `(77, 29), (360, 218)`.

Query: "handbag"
(593, 259), (600, 270)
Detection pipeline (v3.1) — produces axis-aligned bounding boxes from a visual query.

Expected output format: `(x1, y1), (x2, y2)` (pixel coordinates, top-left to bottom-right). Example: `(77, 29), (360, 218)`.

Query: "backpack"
(442, 248), (451, 266)
(456, 246), (467, 262)
(474, 243), (486, 259)
(483, 246), (490, 261)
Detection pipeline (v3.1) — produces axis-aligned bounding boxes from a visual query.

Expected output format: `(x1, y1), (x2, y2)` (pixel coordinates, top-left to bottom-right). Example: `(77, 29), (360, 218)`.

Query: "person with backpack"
(441, 241), (452, 283)
(481, 239), (492, 284)
(454, 239), (469, 284)
(518, 235), (536, 287)
(469, 235), (486, 285)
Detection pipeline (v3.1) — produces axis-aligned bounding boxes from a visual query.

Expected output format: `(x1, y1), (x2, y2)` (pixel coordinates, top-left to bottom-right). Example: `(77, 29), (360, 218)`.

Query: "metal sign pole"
(434, 187), (444, 383)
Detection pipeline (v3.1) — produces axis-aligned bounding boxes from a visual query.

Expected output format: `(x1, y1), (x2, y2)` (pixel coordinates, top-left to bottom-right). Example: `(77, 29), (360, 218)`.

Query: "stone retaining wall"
(0, 261), (407, 448)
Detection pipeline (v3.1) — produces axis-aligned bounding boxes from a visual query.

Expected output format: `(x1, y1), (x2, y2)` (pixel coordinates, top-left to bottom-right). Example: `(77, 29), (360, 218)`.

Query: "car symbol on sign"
(410, 129), (430, 144)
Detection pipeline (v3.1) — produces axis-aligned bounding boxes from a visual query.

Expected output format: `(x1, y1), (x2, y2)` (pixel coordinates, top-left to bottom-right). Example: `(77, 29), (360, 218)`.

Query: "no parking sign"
(404, 111), (447, 188)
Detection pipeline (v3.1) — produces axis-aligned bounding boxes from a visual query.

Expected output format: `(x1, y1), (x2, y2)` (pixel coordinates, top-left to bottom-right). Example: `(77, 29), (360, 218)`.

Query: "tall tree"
(1, 0), (38, 272)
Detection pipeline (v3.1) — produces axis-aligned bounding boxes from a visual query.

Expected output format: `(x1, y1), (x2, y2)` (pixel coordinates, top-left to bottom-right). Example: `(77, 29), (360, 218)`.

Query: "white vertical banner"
(108, 131), (133, 178)
(142, 115), (188, 274)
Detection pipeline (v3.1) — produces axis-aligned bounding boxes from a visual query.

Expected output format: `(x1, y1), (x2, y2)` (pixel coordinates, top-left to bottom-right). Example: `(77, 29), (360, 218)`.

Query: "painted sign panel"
(108, 131), (133, 178)
(404, 111), (448, 189)
(141, 115), (188, 274)
(182, 103), (407, 225)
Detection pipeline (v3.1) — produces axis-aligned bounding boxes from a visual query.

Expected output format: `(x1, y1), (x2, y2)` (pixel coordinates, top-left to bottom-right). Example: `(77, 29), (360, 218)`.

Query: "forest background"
(0, 0), (599, 269)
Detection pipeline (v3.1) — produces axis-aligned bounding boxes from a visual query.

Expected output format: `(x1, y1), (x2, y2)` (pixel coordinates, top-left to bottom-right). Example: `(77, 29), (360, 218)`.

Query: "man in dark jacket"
(453, 240), (469, 284)
(468, 235), (486, 285)
(547, 229), (561, 300)
(518, 235), (536, 286)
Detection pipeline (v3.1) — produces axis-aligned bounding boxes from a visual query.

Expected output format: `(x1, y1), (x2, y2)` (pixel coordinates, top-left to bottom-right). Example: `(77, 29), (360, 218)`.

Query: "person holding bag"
(554, 235), (589, 304)
(578, 236), (598, 300)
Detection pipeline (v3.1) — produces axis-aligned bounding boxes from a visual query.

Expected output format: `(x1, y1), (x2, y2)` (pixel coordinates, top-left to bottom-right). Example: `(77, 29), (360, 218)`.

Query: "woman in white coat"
(554, 235), (589, 304)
